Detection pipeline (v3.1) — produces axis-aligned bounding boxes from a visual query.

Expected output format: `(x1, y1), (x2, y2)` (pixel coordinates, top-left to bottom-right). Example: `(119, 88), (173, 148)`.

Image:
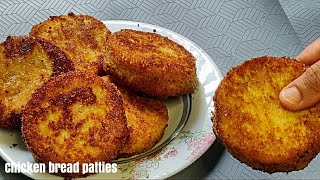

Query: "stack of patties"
(0, 13), (198, 178)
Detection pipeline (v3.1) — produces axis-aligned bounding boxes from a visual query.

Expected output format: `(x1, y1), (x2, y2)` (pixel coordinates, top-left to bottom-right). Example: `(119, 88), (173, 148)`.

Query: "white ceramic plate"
(0, 21), (222, 179)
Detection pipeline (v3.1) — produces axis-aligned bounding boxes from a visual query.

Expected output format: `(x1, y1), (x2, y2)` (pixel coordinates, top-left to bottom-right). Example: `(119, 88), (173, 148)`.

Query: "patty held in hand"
(213, 56), (320, 173)
(104, 29), (197, 97)
(0, 36), (74, 130)
(22, 72), (128, 178)
(30, 12), (111, 75)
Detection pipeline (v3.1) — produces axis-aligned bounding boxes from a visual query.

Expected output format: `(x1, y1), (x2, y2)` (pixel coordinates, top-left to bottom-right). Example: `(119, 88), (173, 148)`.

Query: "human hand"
(280, 38), (320, 111)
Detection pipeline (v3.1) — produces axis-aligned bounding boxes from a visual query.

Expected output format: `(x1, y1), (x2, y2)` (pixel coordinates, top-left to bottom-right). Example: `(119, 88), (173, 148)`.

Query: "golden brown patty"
(22, 72), (128, 178)
(30, 12), (111, 75)
(213, 56), (320, 173)
(104, 29), (197, 97)
(102, 76), (168, 157)
(0, 36), (74, 130)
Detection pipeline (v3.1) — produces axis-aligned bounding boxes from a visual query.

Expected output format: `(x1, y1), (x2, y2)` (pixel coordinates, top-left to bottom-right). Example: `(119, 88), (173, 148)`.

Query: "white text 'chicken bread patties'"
(213, 56), (320, 173)
(0, 36), (74, 130)
(22, 72), (128, 178)
(30, 13), (111, 75)
(104, 29), (197, 97)
(102, 77), (168, 157)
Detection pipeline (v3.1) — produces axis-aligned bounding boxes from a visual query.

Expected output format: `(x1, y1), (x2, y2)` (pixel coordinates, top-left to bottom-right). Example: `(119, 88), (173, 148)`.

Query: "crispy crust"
(213, 56), (320, 173)
(30, 12), (111, 75)
(102, 76), (168, 157)
(104, 29), (198, 97)
(0, 36), (74, 130)
(22, 72), (128, 178)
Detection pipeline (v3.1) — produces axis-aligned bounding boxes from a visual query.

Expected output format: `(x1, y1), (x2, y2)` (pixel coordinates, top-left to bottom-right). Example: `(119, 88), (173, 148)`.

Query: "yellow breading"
(30, 13), (111, 75)
(0, 36), (74, 130)
(104, 29), (198, 97)
(22, 72), (128, 178)
(102, 76), (168, 157)
(213, 56), (320, 173)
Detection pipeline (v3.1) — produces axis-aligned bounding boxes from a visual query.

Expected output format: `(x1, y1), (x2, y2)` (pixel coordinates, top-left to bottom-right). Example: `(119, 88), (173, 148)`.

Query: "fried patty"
(104, 29), (197, 97)
(213, 56), (320, 173)
(0, 36), (74, 130)
(102, 77), (168, 157)
(30, 12), (111, 75)
(22, 72), (128, 178)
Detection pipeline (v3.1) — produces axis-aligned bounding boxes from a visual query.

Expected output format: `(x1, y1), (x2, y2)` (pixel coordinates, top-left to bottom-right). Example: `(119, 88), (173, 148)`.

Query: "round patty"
(30, 12), (111, 75)
(0, 36), (74, 130)
(22, 72), (128, 178)
(213, 56), (320, 173)
(104, 29), (197, 97)
(102, 76), (168, 157)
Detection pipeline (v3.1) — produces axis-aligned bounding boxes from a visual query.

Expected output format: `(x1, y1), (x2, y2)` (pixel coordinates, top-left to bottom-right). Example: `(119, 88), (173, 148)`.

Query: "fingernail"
(281, 86), (302, 105)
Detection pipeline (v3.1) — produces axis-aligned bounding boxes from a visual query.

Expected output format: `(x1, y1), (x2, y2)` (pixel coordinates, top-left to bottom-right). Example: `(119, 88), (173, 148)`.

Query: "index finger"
(297, 37), (320, 65)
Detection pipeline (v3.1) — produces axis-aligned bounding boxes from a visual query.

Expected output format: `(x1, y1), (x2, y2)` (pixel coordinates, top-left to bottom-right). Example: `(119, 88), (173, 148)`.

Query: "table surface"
(1, 0), (320, 179)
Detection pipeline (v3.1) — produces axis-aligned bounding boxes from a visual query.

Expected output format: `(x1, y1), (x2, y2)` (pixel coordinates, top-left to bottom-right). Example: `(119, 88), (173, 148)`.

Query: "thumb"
(279, 61), (320, 111)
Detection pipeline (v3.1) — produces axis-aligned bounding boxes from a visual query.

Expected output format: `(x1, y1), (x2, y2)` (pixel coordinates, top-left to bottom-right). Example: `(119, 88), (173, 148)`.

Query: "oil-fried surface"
(104, 29), (198, 97)
(22, 72), (128, 178)
(102, 77), (168, 157)
(0, 36), (74, 130)
(30, 12), (111, 75)
(213, 56), (320, 173)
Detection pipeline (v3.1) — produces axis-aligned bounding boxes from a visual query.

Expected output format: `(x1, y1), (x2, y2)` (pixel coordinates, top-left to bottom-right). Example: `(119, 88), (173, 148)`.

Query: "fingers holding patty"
(280, 60), (320, 111)
(296, 37), (320, 65)
(280, 37), (320, 111)
(213, 56), (320, 173)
